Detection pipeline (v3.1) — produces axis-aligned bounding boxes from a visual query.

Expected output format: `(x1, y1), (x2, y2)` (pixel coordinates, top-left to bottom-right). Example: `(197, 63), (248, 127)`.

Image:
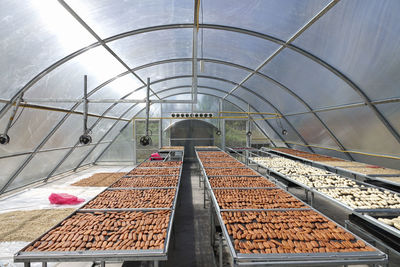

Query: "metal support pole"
(133, 120), (137, 164)
(221, 115), (225, 151)
(100, 261), (105, 267)
(42, 262), (47, 267)
(310, 191), (315, 207)
(154, 261), (159, 267)
(145, 77), (150, 137)
(219, 232), (223, 267)
(24, 262), (30, 267)
(83, 75), (88, 135)
(210, 205), (215, 246)
(192, 0), (199, 111)
(159, 103), (163, 149)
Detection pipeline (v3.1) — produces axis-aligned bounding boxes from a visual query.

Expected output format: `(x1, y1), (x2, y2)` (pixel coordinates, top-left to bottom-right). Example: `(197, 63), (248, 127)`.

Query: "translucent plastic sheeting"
(0, 155), (29, 192)
(286, 113), (339, 148)
(54, 146), (93, 176)
(260, 49), (363, 109)
(349, 153), (399, 170)
(6, 149), (74, 192)
(82, 143), (109, 166)
(89, 74), (144, 100)
(0, 0), (95, 100)
(0, 108), (65, 155)
(100, 120), (127, 143)
(230, 89), (277, 113)
(64, 0), (193, 39)
(317, 106), (400, 156)
(98, 122), (134, 162)
(254, 119), (289, 147)
(136, 61), (191, 82)
(41, 113), (88, 150)
(198, 88), (232, 100)
(269, 116), (304, 145)
(311, 147), (346, 160)
(198, 62), (251, 85)
(87, 118), (117, 142)
(86, 103), (133, 118)
(122, 103), (146, 121)
(24, 46), (127, 109)
(203, 0), (330, 40)
(202, 29), (280, 69)
(241, 74), (308, 114)
(157, 89), (191, 100)
(293, 0), (400, 101)
(150, 77), (192, 93)
(108, 28), (192, 69)
(225, 95), (248, 113)
(376, 102), (400, 134)
(198, 77), (233, 93)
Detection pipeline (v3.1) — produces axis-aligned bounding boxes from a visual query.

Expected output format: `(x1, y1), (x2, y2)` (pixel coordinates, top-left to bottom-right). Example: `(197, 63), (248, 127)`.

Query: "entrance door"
(167, 120), (216, 160)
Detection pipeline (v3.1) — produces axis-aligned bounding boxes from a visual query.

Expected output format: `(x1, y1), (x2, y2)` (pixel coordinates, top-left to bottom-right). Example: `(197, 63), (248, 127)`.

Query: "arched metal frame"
(1, 23), (398, 148)
(90, 91), (282, 168)
(1, 0), (399, 192)
(56, 87), (286, 176)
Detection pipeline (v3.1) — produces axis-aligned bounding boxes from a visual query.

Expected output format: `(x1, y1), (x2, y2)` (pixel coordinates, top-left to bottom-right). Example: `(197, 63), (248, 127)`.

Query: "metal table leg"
(42, 262), (47, 267)
(101, 261), (105, 267)
(154, 260), (159, 267)
(305, 189), (309, 203)
(24, 262), (30, 267)
(219, 233), (223, 267)
(310, 191), (315, 207)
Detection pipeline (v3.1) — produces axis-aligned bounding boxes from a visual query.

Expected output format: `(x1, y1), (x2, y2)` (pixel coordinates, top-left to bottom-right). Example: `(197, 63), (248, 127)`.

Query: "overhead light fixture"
(171, 113), (176, 118)
(246, 131), (252, 137)
(282, 129), (288, 135)
(216, 129), (221, 136)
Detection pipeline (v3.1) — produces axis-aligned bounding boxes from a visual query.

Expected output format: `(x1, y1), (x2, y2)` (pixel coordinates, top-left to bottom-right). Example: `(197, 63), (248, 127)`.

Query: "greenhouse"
(0, 0), (399, 266)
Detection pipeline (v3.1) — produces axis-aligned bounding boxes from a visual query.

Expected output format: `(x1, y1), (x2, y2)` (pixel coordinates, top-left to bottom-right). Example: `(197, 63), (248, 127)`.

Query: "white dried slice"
(378, 218), (394, 226)
(394, 222), (400, 230)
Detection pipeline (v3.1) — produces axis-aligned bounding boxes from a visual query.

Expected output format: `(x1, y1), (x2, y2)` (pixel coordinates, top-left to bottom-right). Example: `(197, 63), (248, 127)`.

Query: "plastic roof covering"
(1, 0), (400, 193)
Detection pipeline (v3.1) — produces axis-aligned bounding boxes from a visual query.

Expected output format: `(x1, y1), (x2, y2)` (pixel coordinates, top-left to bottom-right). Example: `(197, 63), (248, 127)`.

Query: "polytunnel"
(0, 1), (400, 266)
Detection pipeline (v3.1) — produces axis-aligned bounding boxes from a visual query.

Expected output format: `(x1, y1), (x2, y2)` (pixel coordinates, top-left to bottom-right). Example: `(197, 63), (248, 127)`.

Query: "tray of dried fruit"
(197, 150), (387, 265)
(15, 151), (185, 264)
(212, 188), (307, 210)
(208, 176), (277, 189)
(137, 160), (183, 168)
(351, 211), (400, 239)
(14, 210), (173, 262)
(127, 168), (181, 176)
(110, 176), (179, 189)
(314, 186), (400, 213)
(194, 146), (220, 151)
(220, 210), (386, 265)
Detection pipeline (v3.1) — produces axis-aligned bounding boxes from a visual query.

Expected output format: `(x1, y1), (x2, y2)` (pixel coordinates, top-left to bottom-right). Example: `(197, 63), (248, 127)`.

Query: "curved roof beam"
(90, 91), (284, 167)
(2, 21), (396, 148)
(93, 73), (312, 152)
(43, 80), (288, 186)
